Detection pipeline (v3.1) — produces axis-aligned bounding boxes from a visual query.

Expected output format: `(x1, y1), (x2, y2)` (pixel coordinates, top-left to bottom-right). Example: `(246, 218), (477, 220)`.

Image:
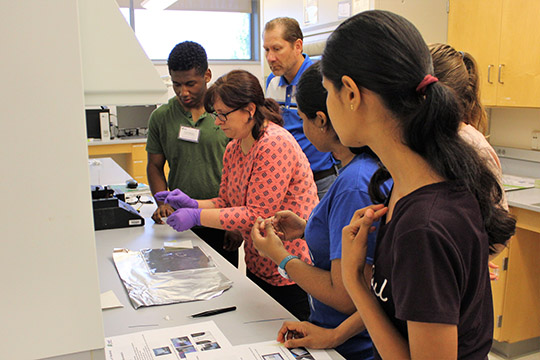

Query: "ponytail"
(407, 73), (515, 252)
(462, 52), (488, 134)
(429, 43), (488, 134)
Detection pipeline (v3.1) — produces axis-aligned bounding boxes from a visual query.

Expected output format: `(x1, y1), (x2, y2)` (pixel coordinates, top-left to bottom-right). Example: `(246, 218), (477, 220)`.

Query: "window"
(118, 1), (258, 61)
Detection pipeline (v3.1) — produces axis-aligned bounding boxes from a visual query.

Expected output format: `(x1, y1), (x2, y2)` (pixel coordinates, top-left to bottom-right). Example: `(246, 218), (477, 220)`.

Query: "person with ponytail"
(318, 10), (515, 359)
(430, 43), (509, 279)
(430, 43), (507, 211)
(156, 69), (318, 321)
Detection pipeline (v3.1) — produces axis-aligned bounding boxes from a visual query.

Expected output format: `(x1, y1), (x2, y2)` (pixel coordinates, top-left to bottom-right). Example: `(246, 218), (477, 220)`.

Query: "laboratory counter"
(95, 222), (343, 359)
(88, 137), (147, 146)
(506, 187), (540, 213)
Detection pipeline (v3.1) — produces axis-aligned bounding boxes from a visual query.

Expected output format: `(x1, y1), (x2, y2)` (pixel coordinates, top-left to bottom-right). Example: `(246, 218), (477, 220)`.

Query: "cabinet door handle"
(487, 64), (494, 84)
(498, 64), (505, 84)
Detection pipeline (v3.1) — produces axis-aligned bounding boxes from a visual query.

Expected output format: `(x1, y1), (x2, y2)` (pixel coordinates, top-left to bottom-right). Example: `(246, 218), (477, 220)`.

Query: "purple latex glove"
(154, 190), (170, 203)
(166, 208), (202, 232)
(164, 189), (198, 209)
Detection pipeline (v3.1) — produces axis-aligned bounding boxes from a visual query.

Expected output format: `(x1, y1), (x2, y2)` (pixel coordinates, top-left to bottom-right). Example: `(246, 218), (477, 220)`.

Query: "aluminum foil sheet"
(113, 247), (233, 309)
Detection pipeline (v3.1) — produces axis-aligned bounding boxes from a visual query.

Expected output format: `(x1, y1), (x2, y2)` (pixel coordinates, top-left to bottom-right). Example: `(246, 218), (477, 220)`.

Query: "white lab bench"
(89, 157), (343, 358)
(95, 222), (343, 359)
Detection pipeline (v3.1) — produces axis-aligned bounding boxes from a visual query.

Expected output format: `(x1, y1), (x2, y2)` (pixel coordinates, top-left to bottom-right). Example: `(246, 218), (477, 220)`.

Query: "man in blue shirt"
(263, 17), (338, 199)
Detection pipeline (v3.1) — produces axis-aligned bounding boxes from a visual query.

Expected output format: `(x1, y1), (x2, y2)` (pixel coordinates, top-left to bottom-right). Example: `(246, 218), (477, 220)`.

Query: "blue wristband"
(278, 255), (299, 280)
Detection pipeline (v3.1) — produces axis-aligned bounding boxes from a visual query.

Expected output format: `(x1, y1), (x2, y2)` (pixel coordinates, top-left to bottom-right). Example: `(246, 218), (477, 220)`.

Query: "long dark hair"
(321, 10), (515, 252)
(204, 70), (283, 140)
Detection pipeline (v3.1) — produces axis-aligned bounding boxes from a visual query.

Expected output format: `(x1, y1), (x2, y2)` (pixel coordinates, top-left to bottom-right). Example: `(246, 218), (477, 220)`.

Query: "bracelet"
(278, 255), (299, 280)
(279, 255), (298, 270)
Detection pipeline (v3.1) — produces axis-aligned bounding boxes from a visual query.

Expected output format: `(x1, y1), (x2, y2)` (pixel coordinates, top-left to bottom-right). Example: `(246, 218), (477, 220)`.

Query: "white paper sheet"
(185, 341), (333, 360)
(100, 290), (124, 310)
(164, 240), (194, 249)
(104, 321), (232, 360)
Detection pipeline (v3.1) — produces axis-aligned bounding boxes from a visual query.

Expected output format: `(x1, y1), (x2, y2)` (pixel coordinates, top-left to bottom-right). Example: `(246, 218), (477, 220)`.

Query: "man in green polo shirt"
(146, 41), (238, 266)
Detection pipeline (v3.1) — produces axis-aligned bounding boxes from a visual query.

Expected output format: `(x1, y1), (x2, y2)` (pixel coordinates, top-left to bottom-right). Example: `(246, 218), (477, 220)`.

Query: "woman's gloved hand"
(166, 208), (202, 232)
(164, 189), (198, 209)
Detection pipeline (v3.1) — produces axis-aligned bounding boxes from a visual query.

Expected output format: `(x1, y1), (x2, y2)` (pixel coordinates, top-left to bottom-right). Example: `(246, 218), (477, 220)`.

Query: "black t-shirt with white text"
(372, 182), (493, 359)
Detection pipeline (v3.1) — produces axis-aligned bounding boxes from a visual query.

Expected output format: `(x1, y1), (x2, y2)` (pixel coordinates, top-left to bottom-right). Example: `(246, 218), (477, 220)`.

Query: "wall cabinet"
(447, 0), (540, 107)
(131, 143), (148, 184)
(491, 206), (540, 345)
(88, 142), (148, 185)
(88, 141), (170, 187)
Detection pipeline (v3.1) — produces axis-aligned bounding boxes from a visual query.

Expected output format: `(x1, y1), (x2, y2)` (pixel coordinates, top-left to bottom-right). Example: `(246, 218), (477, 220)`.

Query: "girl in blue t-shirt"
(251, 62), (392, 359)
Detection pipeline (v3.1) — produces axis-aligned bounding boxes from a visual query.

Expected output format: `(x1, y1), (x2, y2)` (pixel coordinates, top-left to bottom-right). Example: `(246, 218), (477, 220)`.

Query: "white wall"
(153, 62), (264, 101)
(0, 1), (104, 359)
(261, 0), (448, 78)
(262, 0), (447, 43)
(490, 108), (540, 150)
(373, 0), (448, 45)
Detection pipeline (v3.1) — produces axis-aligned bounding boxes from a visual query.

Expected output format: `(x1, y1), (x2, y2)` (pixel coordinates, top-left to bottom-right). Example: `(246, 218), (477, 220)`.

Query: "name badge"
(178, 126), (200, 143)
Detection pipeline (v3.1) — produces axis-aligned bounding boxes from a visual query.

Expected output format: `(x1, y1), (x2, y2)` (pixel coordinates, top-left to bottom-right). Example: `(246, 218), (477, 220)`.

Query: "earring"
(320, 127), (325, 132)
(350, 104), (354, 111)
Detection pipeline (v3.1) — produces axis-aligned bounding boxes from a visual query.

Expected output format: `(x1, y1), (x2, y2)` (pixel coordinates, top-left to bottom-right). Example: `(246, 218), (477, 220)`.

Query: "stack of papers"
(502, 174), (536, 191)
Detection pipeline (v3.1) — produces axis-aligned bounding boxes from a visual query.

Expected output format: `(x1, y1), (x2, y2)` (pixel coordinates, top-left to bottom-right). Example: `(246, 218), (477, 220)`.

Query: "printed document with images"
(104, 321), (232, 360)
(185, 341), (333, 360)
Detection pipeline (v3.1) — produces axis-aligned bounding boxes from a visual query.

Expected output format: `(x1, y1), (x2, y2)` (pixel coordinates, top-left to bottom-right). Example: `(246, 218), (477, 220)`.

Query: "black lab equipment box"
(91, 185), (144, 231)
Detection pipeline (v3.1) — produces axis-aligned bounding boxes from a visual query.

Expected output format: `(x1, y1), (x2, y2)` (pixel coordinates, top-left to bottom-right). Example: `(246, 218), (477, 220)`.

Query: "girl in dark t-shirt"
(319, 10), (515, 359)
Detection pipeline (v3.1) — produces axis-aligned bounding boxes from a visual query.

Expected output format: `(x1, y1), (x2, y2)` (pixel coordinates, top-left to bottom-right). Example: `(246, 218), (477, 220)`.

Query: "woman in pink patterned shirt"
(156, 70), (318, 320)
